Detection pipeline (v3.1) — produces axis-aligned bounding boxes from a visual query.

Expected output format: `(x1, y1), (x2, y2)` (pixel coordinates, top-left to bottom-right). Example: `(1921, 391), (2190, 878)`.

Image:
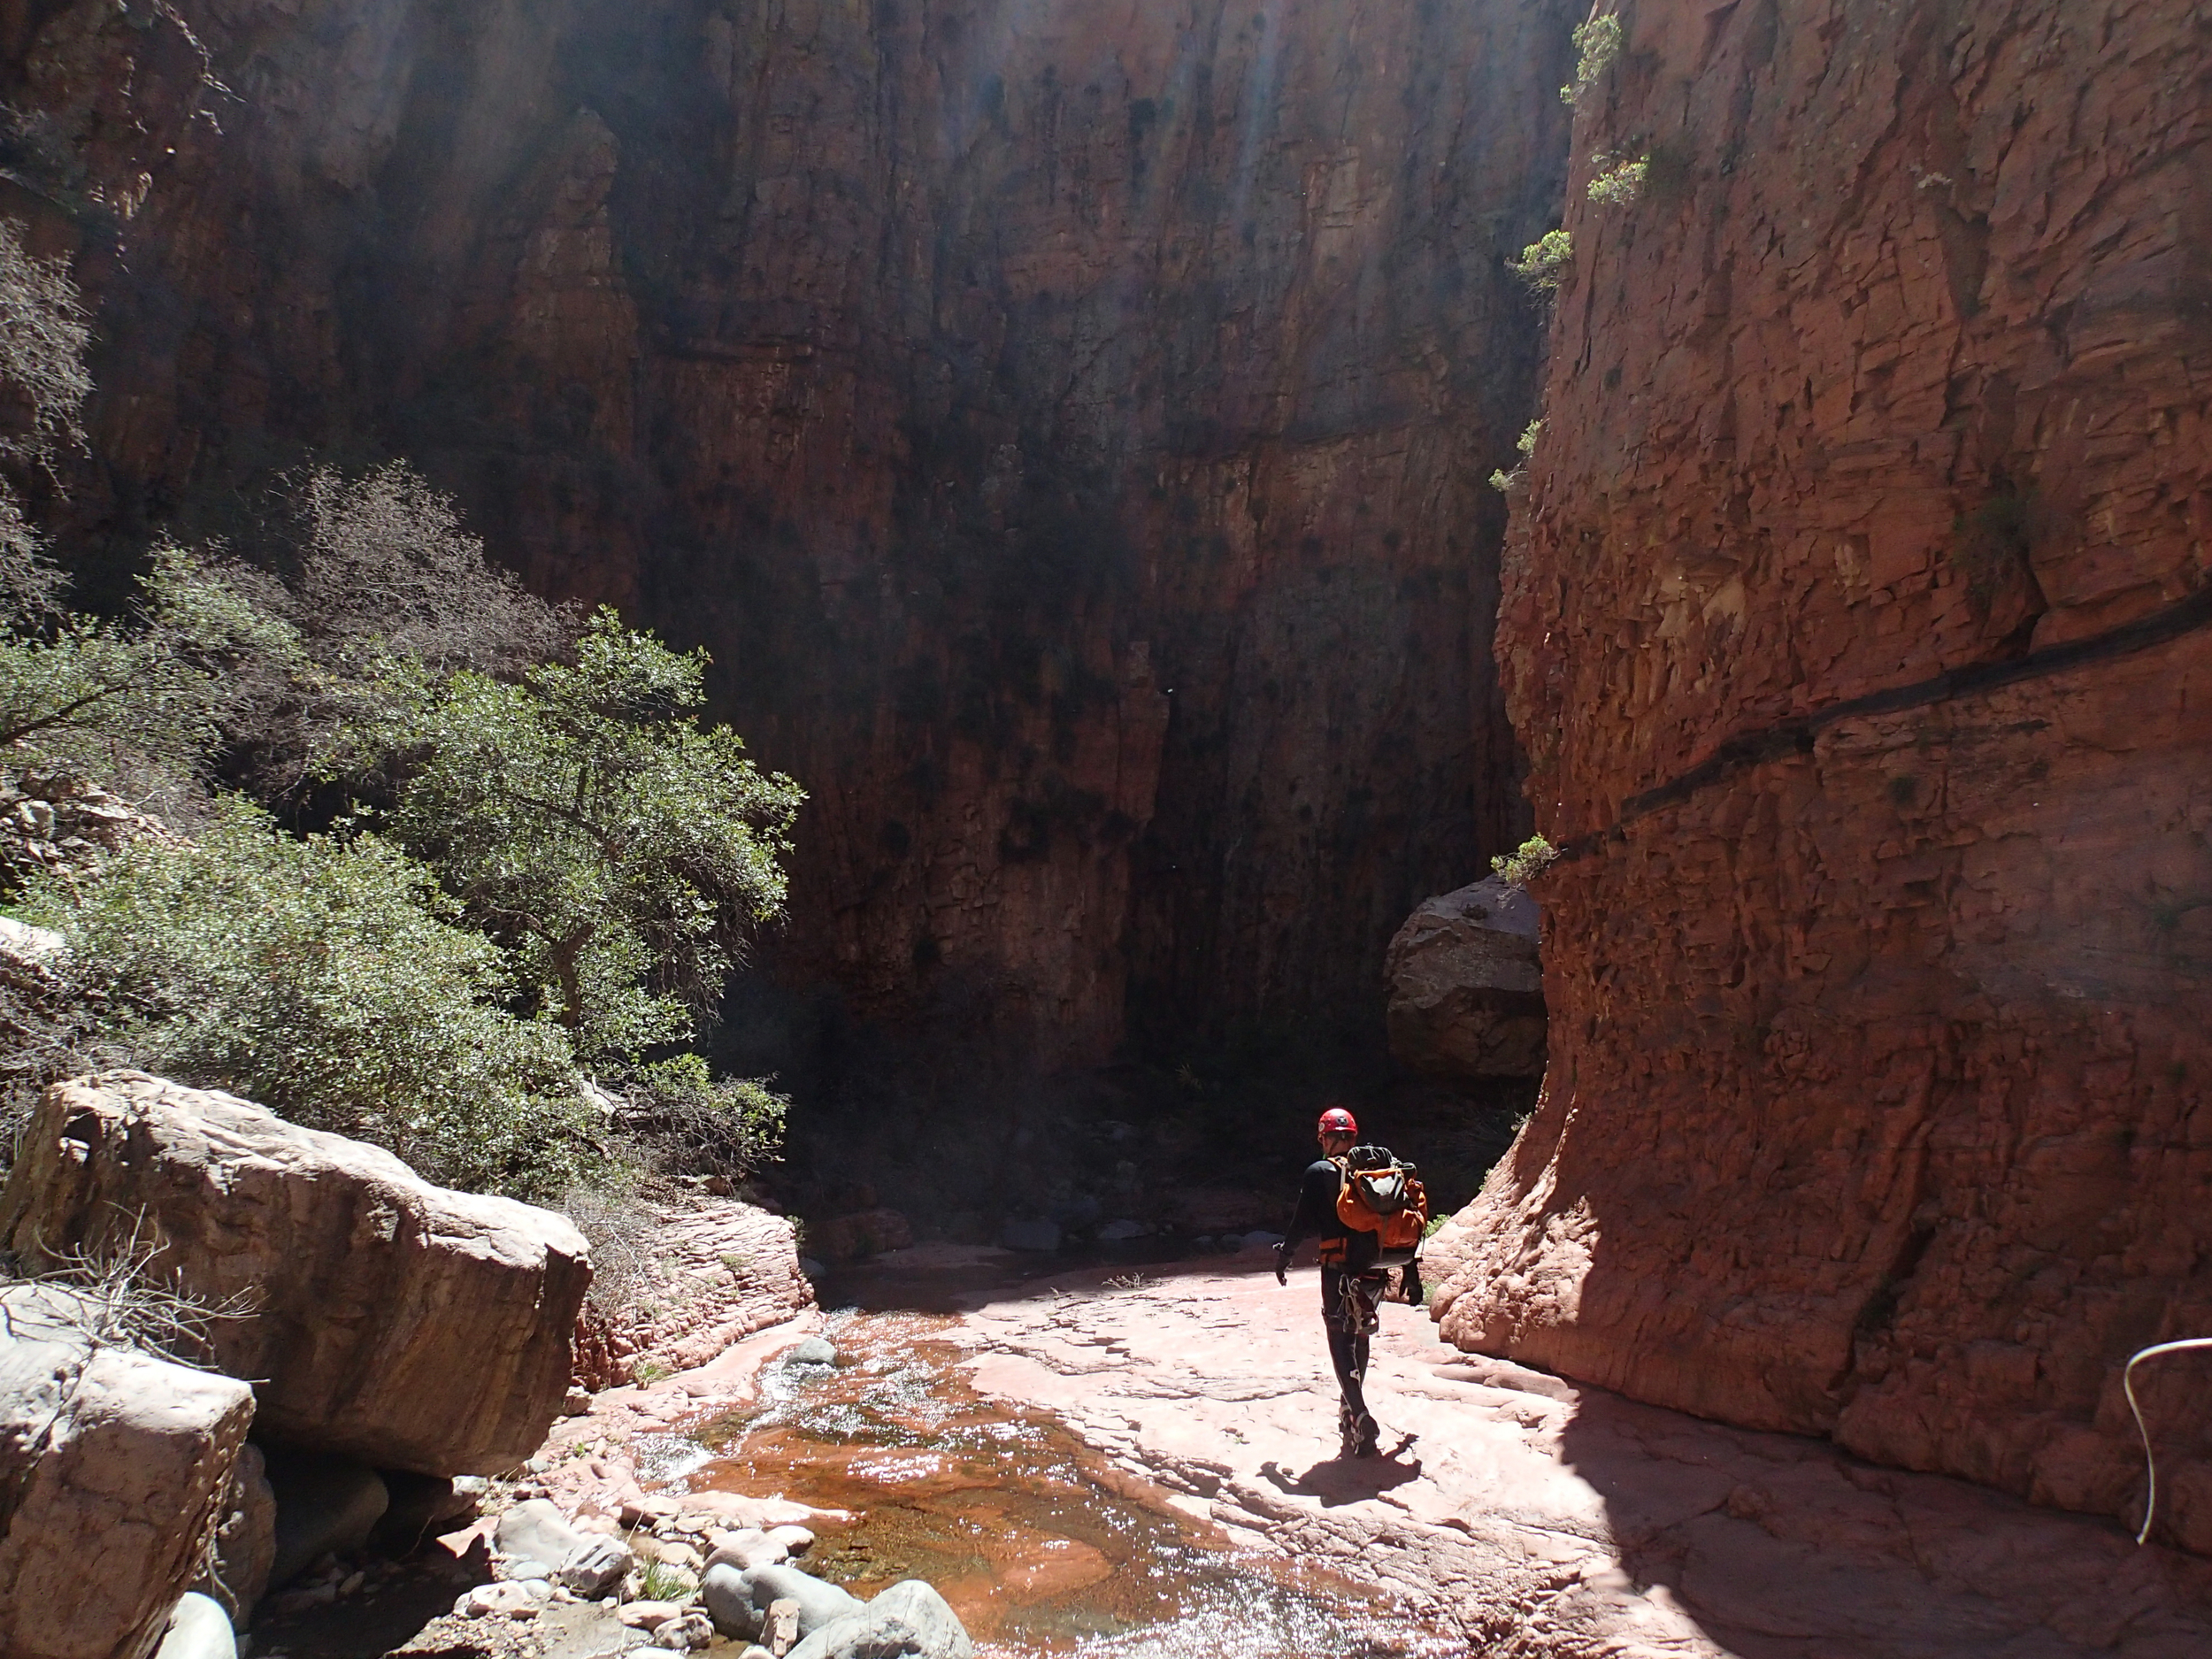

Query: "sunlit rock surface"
(0, 1284), (256, 1659)
(950, 1254), (2212, 1657)
(0, 1073), (591, 1475)
(571, 1194), (813, 1390)
(1444, 0), (2212, 1551)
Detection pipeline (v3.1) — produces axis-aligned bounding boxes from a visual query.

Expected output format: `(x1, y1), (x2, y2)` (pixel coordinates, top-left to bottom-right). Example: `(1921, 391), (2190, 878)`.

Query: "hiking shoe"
(1354, 1414), (1381, 1458)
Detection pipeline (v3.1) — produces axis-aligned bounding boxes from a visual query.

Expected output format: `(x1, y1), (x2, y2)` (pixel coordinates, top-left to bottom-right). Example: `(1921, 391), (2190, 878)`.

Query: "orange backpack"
(1334, 1146), (1428, 1259)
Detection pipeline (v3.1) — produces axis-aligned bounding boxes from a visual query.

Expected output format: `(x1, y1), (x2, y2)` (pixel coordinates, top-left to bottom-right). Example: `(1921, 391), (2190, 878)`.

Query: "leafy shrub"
(1489, 419), (1546, 495)
(1587, 152), (1649, 207)
(1561, 13), (1624, 109)
(1491, 833), (1560, 888)
(612, 1052), (787, 1182)
(19, 795), (599, 1198)
(1509, 229), (1573, 292)
(342, 610), (804, 1066)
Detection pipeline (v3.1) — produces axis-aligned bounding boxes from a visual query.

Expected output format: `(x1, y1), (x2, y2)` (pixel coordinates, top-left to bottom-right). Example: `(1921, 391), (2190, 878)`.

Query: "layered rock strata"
(570, 1193), (813, 1390)
(1437, 0), (2212, 1550)
(0, 1073), (593, 1474)
(0, 0), (1575, 1066)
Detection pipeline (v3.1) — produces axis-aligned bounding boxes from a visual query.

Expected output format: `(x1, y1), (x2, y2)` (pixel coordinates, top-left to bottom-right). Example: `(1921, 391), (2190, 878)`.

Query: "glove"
(1272, 1241), (1290, 1286)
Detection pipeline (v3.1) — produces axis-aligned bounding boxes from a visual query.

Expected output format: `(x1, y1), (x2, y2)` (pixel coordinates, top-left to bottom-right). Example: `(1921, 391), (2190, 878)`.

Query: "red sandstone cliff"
(0, 0), (1576, 1067)
(1433, 0), (2212, 1551)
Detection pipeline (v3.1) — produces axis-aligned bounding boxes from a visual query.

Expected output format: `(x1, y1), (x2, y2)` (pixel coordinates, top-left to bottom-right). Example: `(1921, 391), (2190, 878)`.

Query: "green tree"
(20, 795), (596, 1197)
(345, 610), (804, 1066)
(0, 548), (307, 790)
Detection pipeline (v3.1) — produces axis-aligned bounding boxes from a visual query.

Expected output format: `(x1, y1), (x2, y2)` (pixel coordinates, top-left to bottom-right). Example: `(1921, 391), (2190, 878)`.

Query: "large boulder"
(786, 1579), (974, 1659)
(1383, 877), (1546, 1079)
(702, 1560), (864, 1641)
(0, 1283), (257, 1659)
(0, 1073), (592, 1474)
(495, 1497), (584, 1567)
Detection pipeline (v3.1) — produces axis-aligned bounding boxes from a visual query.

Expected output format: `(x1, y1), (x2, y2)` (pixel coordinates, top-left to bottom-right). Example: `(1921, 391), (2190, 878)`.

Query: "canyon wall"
(1435, 0), (2212, 1549)
(0, 0), (1576, 1067)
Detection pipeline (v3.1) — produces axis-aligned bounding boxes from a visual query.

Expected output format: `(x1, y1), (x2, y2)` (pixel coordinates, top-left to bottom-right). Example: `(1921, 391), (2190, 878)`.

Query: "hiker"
(1273, 1105), (1426, 1458)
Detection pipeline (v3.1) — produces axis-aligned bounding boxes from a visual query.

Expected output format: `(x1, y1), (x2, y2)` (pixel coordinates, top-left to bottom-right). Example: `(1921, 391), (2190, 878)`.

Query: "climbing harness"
(1333, 1268), (1387, 1336)
(2125, 1335), (2212, 1545)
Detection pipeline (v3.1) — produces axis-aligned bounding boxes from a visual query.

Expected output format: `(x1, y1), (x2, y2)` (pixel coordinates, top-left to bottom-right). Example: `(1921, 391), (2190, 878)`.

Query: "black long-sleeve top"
(1280, 1157), (1379, 1271)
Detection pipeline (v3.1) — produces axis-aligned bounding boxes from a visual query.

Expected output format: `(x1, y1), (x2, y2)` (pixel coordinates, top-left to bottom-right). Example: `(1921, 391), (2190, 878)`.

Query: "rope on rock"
(2125, 1336), (2212, 1546)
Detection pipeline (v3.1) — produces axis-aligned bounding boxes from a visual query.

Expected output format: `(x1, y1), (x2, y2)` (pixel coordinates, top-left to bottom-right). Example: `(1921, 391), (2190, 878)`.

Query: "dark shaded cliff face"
(3, 0), (1575, 1070)
(1435, 0), (2212, 1550)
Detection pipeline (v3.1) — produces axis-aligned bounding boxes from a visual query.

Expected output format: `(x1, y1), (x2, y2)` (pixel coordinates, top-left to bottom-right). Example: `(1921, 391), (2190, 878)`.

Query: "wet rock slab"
(953, 1255), (2212, 1658)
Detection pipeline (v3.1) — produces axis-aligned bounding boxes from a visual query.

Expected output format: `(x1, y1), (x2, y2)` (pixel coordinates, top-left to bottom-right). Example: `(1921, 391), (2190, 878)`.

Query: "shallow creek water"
(648, 1307), (1460, 1659)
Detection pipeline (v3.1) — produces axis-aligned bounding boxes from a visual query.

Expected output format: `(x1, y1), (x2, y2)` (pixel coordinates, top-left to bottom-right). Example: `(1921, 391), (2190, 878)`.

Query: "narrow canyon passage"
(0, 0), (2205, 1652)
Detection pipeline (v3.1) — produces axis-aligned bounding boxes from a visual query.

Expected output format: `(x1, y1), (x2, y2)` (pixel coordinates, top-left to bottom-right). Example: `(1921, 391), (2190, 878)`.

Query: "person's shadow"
(1257, 1434), (1423, 1506)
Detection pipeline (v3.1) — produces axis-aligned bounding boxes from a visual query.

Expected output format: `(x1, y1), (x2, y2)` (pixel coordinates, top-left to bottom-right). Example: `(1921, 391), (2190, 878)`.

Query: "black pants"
(1319, 1266), (1373, 1424)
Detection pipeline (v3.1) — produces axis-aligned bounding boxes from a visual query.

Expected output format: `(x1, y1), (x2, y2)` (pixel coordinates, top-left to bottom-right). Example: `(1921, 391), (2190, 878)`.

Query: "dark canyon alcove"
(0, 0), (1578, 1094)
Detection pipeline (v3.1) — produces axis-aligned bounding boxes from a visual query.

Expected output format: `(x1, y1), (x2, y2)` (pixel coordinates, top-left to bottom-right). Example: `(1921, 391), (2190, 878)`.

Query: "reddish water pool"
(672, 1308), (1461, 1659)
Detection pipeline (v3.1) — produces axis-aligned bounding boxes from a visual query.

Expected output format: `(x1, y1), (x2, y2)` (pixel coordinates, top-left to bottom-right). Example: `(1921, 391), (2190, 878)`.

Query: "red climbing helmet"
(1317, 1106), (1358, 1138)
